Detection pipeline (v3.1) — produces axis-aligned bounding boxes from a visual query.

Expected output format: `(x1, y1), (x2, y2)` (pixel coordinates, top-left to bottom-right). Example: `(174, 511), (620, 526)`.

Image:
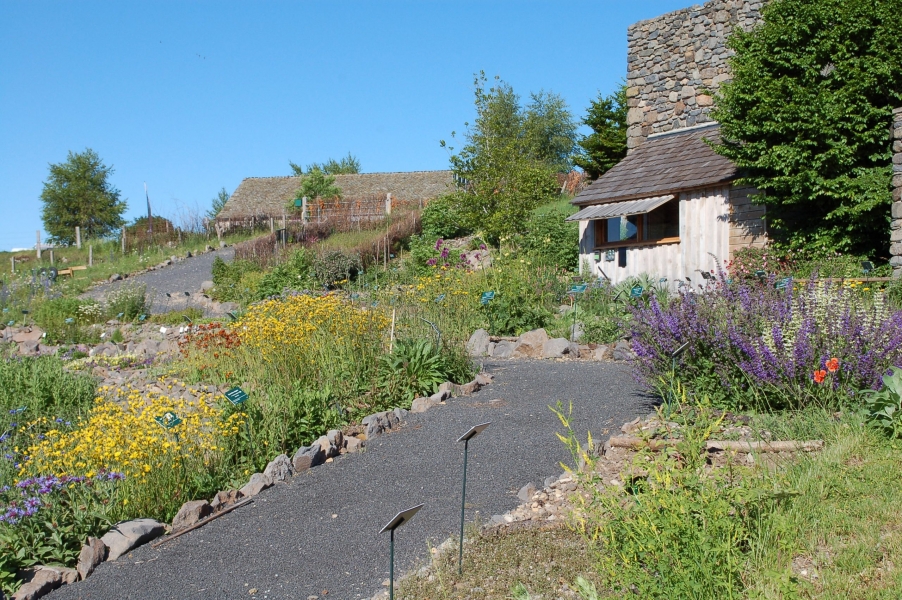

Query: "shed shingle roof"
(573, 124), (737, 206)
(217, 170), (454, 219)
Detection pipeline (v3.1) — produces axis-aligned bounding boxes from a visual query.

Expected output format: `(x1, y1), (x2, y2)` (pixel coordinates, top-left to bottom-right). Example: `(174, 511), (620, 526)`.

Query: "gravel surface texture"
(83, 248), (234, 314)
(48, 359), (651, 600)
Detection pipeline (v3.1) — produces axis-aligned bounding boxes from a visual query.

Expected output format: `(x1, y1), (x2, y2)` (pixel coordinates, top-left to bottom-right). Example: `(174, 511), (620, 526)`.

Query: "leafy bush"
(104, 283), (148, 321)
(150, 307), (204, 326)
(312, 250), (361, 288)
(558, 403), (758, 599)
(514, 211), (579, 271)
(630, 276), (902, 410)
(378, 340), (447, 406)
(860, 366), (902, 437)
(0, 474), (124, 595)
(408, 236), (472, 273)
(888, 277), (902, 310)
(257, 248), (313, 297)
(421, 193), (470, 239)
(211, 257), (261, 302)
(33, 297), (100, 344)
(727, 246), (793, 280)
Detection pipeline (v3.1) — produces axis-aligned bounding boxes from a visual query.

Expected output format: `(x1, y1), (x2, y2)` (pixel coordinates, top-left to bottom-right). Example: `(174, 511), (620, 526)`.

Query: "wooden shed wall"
(577, 185), (735, 287)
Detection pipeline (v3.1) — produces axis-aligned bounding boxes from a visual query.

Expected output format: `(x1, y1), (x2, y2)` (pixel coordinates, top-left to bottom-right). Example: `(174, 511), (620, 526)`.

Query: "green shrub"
(515, 211), (579, 271)
(312, 250), (360, 288)
(886, 277), (902, 310)
(150, 307), (204, 326)
(257, 248), (313, 297)
(860, 366), (902, 438)
(32, 298), (100, 344)
(104, 283), (148, 321)
(211, 257), (261, 302)
(377, 339), (448, 406)
(421, 193), (471, 239)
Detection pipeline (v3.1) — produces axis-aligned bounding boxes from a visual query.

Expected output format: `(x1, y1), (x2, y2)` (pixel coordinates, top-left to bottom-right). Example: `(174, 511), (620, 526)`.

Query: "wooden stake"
(36, 231), (41, 260)
(75, 226), (81, 249)
(121, 227), (126, 253)
(10, 257), (14, 274)
(89, 245), (93, 267)
(49, 250), (54, 266)
(389, 309), (396, 353)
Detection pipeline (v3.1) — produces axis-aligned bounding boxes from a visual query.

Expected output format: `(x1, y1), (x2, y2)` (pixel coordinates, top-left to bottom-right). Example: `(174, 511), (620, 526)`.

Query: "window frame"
(592, 202), (681, 250)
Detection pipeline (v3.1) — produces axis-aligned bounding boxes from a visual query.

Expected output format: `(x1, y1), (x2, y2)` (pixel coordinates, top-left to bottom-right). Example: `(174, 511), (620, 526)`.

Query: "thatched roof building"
(217, 171), (454, 221)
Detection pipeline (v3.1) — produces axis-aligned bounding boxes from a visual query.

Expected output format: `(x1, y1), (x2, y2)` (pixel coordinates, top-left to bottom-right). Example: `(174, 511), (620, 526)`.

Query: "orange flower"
(813, 369), (827, 384)
(826, 357), (840, 373)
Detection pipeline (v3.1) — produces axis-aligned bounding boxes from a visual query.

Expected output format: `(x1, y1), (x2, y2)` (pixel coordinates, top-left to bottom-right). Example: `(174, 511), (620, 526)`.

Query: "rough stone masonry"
(626, 0), (765, 151)
(893, 107), (902, 277)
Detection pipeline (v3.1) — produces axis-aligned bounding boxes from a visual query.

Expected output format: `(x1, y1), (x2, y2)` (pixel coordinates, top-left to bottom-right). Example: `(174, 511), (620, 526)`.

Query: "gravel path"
(83, 248), (234, 314)
(49, 360), (651, 600)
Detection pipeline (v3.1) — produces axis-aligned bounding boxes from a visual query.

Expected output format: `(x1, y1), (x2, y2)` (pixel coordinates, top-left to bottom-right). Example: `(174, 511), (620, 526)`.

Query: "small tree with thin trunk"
(40, 149), (127, 244)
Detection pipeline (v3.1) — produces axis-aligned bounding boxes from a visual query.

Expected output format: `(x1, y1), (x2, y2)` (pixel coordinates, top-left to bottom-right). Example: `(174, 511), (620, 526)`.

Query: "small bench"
(58, 265), (88, 277)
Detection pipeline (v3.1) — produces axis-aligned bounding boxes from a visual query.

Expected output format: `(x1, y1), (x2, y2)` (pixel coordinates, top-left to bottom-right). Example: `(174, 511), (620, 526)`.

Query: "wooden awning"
(566, 194), (674, 222)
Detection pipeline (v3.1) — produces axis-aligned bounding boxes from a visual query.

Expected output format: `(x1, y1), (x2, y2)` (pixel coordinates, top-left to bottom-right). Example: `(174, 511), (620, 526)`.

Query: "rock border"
(466, 328), (637, 362)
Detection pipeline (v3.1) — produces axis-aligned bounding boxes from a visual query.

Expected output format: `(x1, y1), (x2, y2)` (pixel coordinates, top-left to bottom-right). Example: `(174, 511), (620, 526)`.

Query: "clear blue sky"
(0, 0), (691, 251)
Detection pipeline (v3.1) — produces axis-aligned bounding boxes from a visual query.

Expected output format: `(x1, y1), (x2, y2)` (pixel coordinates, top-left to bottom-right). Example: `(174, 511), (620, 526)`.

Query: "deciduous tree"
(40, 149), (127, 244)
(712, 0), (902, 257)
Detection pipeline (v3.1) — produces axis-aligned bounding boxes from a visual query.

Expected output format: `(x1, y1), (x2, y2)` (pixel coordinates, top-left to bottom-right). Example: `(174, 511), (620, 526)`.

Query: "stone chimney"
(626, 0), (764, 152)
(892, 107), (902, 277)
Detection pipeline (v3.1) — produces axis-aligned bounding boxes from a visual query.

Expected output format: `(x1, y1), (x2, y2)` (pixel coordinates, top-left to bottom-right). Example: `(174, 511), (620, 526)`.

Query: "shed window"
(594, 199), (680, 248)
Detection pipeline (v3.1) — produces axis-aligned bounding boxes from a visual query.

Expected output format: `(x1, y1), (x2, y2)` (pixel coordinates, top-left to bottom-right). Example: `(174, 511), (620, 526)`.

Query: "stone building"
(570, 0), (767, 286)
(893, 107), (902, 277)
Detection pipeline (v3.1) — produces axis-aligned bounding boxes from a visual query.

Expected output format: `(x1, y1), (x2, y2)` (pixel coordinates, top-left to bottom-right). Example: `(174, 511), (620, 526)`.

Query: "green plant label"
(435, 294), (446, 303)
(775, 277), (791, 290)
(605, 249), (615, 262)
(754, 270), (766, 278)
(630, 286), (644, 298)
(154, 411), (182, 429)
(225, 387), (249, 406)
(568, 284), (588, 294)
(480, 291), (495, 305)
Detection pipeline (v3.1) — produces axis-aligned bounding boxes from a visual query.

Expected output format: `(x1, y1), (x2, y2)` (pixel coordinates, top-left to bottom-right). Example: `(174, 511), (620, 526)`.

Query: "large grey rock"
(172, 500), (213, 532)
(491, 340), (516, 359)
(594, 345), (613, 361)
(108, 273), (122, 283)
(12, 566), (77, 600)
(363, 410), (401, 439)
(344, 436), (364, 453)
(466, 329), (490, 356)
(11, 328), (43, 344)
(210, 489), (242, 510)
(613, 340), (635, 361)
(101, 519), (165, 561)
(475, 372), (494, 386)
(200, 280), (214, 291)
(568, 342), (581, 358)
(541, 338), (572, 359)
(77, 537), (107, 580)
(292, 447), (314, 473)
(263, 454), (294, 482)
(18, 340), (39, 355)
(513, 328), (549, 359)
(429, 389), (451, 403)
(411, 397), (439, 413)
(326, 429), (344, 451)
(313, 435), (339, 459)
(518, 483), (537, 503)
(453, 380), (481, 395)
(392, 407), (408, 421)
(238, 473), (273, 497)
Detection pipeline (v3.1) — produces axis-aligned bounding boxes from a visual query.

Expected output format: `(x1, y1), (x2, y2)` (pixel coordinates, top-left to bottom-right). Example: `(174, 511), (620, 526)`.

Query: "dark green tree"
(289, 153), (361, 176)
(40, 149), (127, 244)
(289, 170), (343, 211)
(573, 85), (628, 180)
(711, 0), (902, 257)
(207, 187), (230, 220)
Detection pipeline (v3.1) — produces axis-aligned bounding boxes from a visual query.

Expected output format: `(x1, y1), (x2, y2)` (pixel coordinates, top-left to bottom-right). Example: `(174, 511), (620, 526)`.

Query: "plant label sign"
(630, 285), (644, 298)
(480, 291), (495, 305)
(225, 387), (249, 406)
(775, 277), (791, 290)
(154, 411), (182, 429)
(568, 284), (588, 294)
(435, 294), (446, 303)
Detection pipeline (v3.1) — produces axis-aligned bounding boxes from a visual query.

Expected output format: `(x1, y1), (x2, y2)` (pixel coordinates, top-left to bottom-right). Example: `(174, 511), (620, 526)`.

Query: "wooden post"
(75, 226), (81, 249)
(36, 231), (41, 260)
(270, 217), (274, 233)
(386, 193), (392, 216)
(121, 227), (126, 253)
(89, 245), (93, 267)
(281, 214), (286, 231)
(10, 257), (14, 274)
(302, 197), (309, 223)
(49, 250), (54, 266)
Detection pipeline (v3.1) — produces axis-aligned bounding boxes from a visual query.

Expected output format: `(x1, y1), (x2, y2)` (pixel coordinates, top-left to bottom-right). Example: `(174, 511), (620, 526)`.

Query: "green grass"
(533, 194), (578, 217)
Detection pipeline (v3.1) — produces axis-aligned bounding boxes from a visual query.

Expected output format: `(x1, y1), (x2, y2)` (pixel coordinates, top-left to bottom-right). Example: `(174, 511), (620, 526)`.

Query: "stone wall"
(626, 0), (764, 151)
(892, 107), (902, 277)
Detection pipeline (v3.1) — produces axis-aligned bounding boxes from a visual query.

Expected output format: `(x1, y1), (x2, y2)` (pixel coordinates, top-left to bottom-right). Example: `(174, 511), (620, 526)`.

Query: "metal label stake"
(456, 422), (491, 574)
(379, 504), (423, 600)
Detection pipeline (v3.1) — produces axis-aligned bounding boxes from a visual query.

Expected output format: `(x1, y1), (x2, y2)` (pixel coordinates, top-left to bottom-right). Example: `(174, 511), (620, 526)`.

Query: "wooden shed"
(568, 123), (766, 287)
